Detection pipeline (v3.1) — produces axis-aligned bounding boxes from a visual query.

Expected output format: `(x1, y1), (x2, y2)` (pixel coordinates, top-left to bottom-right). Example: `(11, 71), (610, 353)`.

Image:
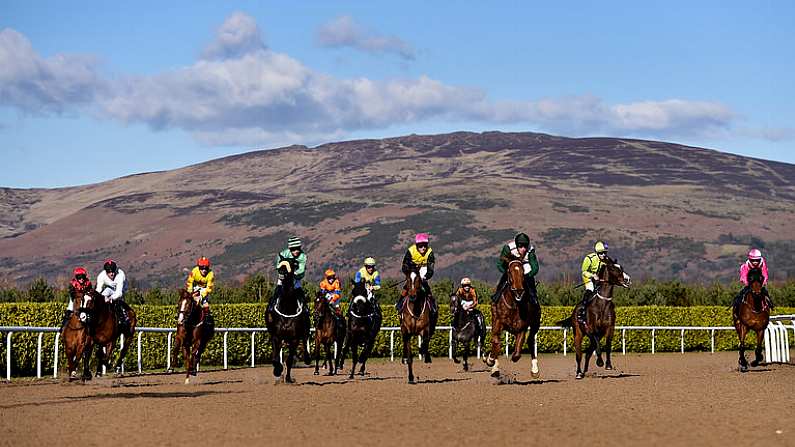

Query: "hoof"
(273, 363), (284, 377)
(184, 378), (190, 384)
(325, 372), (334, 376)
(750, 360), (760, 367)
(575, 372), (584, 380)
(596, 358), (604, 368)
(511, 353), (521, 363)
(166, 368), (174, 374)
(453, 357), (461, 364)
(358, 370), (366, 376)
(605, 365), (613, 371)
(484, 356), (495, 367)
(285, 376), (295, 384)
(463, 364), (469, 372)
(408, 378), (415, 384)
(348, 374), (355, 380)
(313, 370), (320, 376)
(739, 364), (749, 373)
(424, 354), (432, 364)
(490, 369), (500, 378)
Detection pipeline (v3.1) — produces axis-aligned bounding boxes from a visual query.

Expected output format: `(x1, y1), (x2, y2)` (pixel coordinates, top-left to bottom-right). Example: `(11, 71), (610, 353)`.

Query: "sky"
(1, 1), (793, 188)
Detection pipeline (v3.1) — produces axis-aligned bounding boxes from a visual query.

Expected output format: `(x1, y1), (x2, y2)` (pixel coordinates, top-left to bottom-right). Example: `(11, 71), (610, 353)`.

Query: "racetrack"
(1, 352), (792, 447)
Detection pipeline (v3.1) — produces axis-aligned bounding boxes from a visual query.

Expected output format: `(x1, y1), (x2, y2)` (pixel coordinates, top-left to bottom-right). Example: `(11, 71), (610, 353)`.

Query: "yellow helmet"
(594, 241), (608, 254)
(364, 257), (376, 267)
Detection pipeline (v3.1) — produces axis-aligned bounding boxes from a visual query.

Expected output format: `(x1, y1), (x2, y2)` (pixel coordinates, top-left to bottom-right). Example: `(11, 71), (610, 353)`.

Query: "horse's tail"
(556, 316), (574, 328)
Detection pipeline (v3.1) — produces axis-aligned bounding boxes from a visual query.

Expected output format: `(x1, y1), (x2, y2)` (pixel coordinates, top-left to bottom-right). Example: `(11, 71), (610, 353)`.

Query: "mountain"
(1, 131), (794, 288)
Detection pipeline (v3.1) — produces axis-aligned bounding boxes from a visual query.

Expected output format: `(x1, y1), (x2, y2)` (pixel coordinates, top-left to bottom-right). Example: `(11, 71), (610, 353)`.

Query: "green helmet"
(514, 233), (530, 247)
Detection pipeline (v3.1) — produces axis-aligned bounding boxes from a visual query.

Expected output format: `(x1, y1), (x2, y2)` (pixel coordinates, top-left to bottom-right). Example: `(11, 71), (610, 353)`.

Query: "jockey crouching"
(451, 277), (484, 329)
(62, 267), (93, 328)
(578, 241), (609, 325)
(492, 232), (539, 306)
(354, 257), (382, 317)
(397, 233), (438, 329)
(318, 269), (345, 331)
(733, 248), (774, 310)
(95, 259), (131, 330)
(186, 256), (214, 324)
(269, 236), (309, 313)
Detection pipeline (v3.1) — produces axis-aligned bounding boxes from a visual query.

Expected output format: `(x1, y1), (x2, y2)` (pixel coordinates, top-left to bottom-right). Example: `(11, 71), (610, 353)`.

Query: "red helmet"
(197, 257), (211, 268)
(73, 267), (88, 277)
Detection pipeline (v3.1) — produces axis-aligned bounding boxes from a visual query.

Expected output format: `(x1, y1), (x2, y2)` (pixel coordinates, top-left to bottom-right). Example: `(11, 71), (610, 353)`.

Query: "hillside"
(1, 131), (794, 287)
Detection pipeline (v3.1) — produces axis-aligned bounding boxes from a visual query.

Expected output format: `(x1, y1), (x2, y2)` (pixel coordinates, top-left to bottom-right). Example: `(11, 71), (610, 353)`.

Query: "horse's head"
(314, 290), (333, 313)
(404, 270), (423, 301)
(177, 289), (197, 325)
(600, 257), (632, 289)
(277, 255), (297, 285)
(748, 268), (764, 294)
(70, 287), (96, 325)
(506, 260), (525, 301)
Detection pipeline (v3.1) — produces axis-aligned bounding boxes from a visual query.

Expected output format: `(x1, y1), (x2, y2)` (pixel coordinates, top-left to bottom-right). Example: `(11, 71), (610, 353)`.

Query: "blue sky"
(1, 1), (793, 188)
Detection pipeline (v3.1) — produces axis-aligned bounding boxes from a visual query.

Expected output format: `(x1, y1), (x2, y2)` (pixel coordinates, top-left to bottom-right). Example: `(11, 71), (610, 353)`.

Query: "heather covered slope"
(1, 131), (794, 287)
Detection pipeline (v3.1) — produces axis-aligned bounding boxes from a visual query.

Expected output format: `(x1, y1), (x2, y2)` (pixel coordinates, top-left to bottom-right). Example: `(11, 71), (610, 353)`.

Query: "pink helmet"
(747, 248), (762, 261)
(415, 233), (430, 244)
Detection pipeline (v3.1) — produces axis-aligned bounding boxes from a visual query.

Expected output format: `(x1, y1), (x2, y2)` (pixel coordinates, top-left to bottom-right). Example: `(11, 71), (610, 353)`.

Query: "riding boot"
(732, 287), (748, 309)
(763, 288), (774, 309)
(199, 307), (209, 325)
(268, 285), (282, 313)
(491, 273), (507, 303)
(61, 310), (73, 329)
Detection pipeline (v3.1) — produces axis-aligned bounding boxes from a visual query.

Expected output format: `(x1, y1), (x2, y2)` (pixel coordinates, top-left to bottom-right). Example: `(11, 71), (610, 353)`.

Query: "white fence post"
(53, 332), (60, 378)
(390, 330), (394, 362)
(250, 332), (255, 368)
(651, 329), (655, 354)
(563, 328), (567, 356)
(166, 332), (172, 371)
(710, 329), (715, 353)
(680, 329), (685, 354)
(6, 332), (12, 381)
(622, 328), (626, 355)
(223, 331), (228, 370)
(37, 332), (43, 378)
(137, 332), (142, 373)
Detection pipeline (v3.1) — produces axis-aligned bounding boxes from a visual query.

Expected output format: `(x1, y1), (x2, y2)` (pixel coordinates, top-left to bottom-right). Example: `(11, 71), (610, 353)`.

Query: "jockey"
(577, 240), (609, 324)
(450, 277), (483, 329)
(353, 257), (382, 302)
(397, 233), (437, 315)
(62, 267), (92, 328)
(319, 268), (343, 316)
(733, 248), (773, 309)
(186, 256), (214, 322)
(95, 259), (131, 329)
(492, 232), (539, 304)
(268, 236), (308, 314)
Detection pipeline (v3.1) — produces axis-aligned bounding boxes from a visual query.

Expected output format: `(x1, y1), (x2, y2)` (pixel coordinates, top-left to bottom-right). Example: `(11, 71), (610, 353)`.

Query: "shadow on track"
(0, 390), (239, 410)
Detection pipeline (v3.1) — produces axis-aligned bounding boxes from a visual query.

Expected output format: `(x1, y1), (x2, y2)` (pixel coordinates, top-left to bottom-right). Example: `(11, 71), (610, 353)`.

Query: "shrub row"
(1, 303), (793, 377)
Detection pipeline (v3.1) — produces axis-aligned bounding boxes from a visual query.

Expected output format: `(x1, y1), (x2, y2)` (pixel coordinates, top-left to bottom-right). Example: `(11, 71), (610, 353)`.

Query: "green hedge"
(2, 303), (793, 377)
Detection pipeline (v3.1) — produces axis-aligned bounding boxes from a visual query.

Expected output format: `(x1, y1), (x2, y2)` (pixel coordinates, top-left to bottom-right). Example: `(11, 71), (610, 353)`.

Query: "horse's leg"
(94, 343), (104, 377)
(114, 330), (133, 374)
(169, 332), (182, 373)
(526, 327), (539, 378)
(604, 326), (615, 370)
(403, 332), (415, 383)
(751, 328), (765, 367)
(81, 337), (93, 381)
(421, 328), (432, 364)
(452, 331), (460, 364)
(487, 320), (501, 377)
(285, 341), (296, 384)
(574, 327), (585, 379)
(313, 334), (321, 376)
(511, 330), (526, 363)
(737, 324), (749, 372)
(463, 340), (470, 372)
(325, 342), (335, 376)
(349, 339), (359, 380)
(583, 336), (597, 375)
(271, 336), (283, 378)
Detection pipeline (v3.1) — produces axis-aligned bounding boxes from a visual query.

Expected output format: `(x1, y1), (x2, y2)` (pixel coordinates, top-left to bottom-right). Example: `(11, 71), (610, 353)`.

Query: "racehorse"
(83, 288), (137, 377)
(450, 295), (485, 371)
(313, 290), (346, 376)
(169, 289), (215, 384)
(558, 257), (631, 379)
(733, 267), (770, 372)
(484, 260), (541, 379)
(343, 280), (382, 379)
(62, 288), (95, 381)
(266, 256), (311, 383)
(399, 270), (435, 383)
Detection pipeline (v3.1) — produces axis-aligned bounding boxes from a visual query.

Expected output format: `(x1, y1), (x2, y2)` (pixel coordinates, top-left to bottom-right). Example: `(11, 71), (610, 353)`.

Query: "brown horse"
(313, 291), (345, 376)
(62, 288), (95, 381)
(484, 260), (541, 378)
(169, 289), (215, 384)
(733, 268), (770, 372)
(82, 290), (137, 377)
(399, 271), (435, 383)
(266, 257), (311, 383)
(558, 257), (631, 379)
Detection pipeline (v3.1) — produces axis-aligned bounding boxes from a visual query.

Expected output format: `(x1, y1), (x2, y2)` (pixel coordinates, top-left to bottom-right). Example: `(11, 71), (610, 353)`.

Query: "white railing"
(3, 323), (795, 381)
(766, 314), (795, 363)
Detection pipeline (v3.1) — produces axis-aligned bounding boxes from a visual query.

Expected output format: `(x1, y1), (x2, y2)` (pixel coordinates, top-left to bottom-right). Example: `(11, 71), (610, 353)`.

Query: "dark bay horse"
(169, 289), (215, 384)
(399, 271), (435, 383)
(313, 291), (345, 376)
(83, 290), (137, 377)
(484, 260), (541, 379)
(450, 297), (485, 372)
(558, 257), (631, 379)
(343, 280), (382, 379)
(733, 268), (770, 372)
(266, 257), (311, 383)
(62, 288), (95, 381)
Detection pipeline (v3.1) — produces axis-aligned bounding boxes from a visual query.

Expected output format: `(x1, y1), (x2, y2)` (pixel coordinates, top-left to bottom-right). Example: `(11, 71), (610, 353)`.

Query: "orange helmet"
(197, 257), (211, 268)
(325, 268), (336, 278)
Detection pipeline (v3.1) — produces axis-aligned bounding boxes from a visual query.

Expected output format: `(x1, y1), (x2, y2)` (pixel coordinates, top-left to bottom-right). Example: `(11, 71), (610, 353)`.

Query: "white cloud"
(0, 28), (103, 114)
(0, 14), (743, 148)
(316, 15), (416, 61)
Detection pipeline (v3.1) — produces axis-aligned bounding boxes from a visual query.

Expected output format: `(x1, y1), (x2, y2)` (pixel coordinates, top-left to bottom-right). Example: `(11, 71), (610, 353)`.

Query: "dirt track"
(1, 352), (793, 446)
